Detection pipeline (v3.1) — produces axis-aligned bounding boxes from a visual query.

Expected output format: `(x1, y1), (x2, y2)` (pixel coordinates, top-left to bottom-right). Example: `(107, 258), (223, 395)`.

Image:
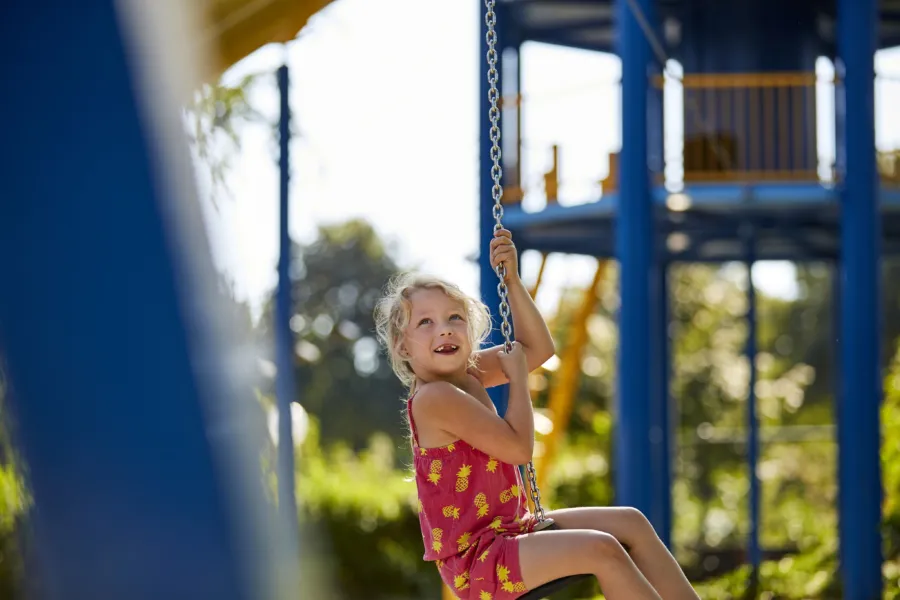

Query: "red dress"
(407, 394), (536, 599)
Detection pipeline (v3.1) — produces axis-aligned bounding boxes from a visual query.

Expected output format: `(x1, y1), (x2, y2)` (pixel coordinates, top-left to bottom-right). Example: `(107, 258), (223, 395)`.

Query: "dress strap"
(406, 393), (421, 449)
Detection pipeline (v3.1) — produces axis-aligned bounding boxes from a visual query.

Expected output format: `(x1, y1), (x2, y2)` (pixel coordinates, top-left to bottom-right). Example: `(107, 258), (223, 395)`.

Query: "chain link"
(484, 0), (548, 526)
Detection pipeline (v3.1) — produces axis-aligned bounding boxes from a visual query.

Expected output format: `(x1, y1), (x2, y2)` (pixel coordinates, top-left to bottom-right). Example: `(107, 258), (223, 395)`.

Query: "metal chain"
(484, 0), (549, 527)
(484, 0), (512, 355)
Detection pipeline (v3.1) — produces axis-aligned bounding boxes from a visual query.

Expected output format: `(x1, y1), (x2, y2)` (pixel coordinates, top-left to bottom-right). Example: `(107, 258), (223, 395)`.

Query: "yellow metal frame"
(529, 253), (548, 300)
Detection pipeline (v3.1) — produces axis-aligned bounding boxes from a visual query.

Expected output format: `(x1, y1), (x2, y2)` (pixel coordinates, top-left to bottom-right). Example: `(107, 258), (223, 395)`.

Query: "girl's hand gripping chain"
(490, 228), (519, 283)
(497, 341), (529, 386)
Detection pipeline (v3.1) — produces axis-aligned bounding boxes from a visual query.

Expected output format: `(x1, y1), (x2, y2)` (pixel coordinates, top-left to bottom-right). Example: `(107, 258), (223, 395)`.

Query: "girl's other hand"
(497, 341), (528, 384)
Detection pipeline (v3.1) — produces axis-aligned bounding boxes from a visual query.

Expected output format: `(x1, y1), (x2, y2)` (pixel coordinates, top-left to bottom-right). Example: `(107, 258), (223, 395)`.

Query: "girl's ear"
(396, 342), (410, 359)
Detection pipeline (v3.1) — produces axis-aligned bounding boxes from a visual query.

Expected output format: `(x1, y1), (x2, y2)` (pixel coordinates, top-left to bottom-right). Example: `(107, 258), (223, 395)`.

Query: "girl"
(374, 229), (699, 600)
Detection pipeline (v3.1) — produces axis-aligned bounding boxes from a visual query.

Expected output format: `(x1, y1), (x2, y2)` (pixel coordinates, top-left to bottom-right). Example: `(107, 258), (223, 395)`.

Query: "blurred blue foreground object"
(0, 1), (291, 599)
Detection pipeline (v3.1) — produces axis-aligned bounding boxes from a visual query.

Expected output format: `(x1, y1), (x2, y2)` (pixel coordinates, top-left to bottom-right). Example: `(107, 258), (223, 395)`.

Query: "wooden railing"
(664, 72), (819, 183)
(500, 71), (900, 199)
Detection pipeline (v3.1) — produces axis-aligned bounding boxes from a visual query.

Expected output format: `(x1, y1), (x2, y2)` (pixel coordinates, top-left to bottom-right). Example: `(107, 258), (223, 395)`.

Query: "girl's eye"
(450, 314), (464, 321)
(418, 318), (432, 326)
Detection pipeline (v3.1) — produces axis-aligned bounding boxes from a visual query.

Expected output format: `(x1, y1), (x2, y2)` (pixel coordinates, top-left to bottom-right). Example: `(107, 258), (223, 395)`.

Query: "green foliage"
(688, 548), (838, 600)
(297, 418), (441, 600)
(882, 344), (900, 600)
(258, 219), (408, 454)
(0, 464), (28, 537)
(0, 370), (32, 599)
(669, 264), (753, 563)
(755, 264), (833, 427)
(185, 73), (266, 205)
(686, 333), (900, 599)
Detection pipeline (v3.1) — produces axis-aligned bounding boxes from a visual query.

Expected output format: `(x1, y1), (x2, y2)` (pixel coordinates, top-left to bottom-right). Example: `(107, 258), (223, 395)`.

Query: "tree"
(258, 219), (408, 455)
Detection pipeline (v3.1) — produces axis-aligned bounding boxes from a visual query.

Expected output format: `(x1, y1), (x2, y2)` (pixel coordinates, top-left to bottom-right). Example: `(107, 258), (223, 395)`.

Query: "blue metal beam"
(275, 63), (301, 568)
(745, 249), (761, 579)
(614, 0), (656, 518)
(0, 1), (270, 598)
(499, 183), (849, 230)
(837, 0), (883, 596)
(509, 233), (855, 263)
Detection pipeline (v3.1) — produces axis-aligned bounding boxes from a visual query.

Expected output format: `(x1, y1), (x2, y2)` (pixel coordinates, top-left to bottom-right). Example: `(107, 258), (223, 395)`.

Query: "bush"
(687, 341), (900, 600)
(297, 422), (442, 600)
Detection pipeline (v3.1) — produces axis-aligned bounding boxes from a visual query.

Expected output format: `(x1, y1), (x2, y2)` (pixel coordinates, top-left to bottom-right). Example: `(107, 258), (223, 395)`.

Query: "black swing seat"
(517, 521), (592, 599)
(519, 574), (592, 600)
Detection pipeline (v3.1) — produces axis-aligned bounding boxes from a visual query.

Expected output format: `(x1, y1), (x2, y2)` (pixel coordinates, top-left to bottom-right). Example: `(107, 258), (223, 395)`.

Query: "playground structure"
(0, 0), (894, 599)
(475, 1), (897, 599)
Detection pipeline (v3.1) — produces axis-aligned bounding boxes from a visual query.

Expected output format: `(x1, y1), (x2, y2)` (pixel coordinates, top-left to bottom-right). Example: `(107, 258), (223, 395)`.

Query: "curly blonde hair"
(374, 272), (492, 390)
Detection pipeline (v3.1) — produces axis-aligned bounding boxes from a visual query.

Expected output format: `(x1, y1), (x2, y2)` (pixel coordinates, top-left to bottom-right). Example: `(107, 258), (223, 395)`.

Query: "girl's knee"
(621, 507), (656, 541)
(621, 506), (649, 527)
(587, 531), (629, 562)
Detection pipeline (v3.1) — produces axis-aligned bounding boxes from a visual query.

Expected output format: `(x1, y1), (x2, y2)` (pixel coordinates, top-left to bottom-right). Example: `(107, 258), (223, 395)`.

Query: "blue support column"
(746, 257), (761, 578)
(650, 263), (672, 547)
(836, 0), (883, 596)
(480, 0), (507, 414)
(614, 0), (656, 516)
(0, 1), (273, 597)
(275, 64), (301, 557)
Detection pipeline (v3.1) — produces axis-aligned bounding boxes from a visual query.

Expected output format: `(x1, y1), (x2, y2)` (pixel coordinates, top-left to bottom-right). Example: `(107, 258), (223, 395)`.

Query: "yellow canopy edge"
(201, 0), (335, 79)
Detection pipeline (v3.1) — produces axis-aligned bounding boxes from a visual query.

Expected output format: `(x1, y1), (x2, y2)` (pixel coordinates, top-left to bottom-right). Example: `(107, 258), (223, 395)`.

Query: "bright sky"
(197, 0), (900, 321)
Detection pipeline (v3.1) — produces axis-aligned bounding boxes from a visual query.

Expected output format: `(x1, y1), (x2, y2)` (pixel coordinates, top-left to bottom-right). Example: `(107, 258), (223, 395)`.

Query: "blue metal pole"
(480, 0), (507, 414)
(836, 0), (883, 595)
(614, 0), (655, 516)
(0, 1), (270, 597)
(746, 256), (761, 577)
(275, 64), (300, 543)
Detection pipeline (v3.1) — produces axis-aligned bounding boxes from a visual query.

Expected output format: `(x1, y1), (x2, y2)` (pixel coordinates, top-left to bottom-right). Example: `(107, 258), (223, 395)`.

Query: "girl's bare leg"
(546, 507), (700, 600)
(516, 528), (662, 600)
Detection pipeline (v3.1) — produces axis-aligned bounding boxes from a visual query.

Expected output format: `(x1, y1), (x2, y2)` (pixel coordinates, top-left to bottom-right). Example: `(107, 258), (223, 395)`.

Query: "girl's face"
(401, 288), (472, 382)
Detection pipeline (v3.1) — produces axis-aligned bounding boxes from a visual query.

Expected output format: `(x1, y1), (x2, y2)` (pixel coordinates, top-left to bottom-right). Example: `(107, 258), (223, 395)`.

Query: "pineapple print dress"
(407, 394), (537, 599)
